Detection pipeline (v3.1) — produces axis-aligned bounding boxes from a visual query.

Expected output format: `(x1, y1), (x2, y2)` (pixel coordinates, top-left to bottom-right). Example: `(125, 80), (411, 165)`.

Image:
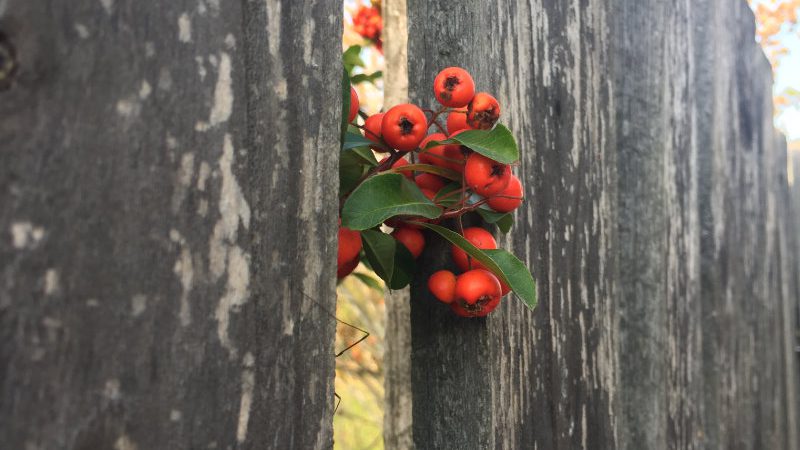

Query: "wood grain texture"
(406, 2), (498, 448)
(407, 0), (799, 448)
(381, 2), (414, 448)
(0, 1), (340, 449)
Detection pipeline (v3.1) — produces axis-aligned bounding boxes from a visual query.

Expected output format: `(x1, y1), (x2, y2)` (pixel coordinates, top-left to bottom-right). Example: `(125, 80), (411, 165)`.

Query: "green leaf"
(434, 183), (463, 207)
(341, 69), (351, 143)
(483, 249), (536, 309)
(414, 222), (536, 309)
(342, 132), (375, 150)
(425, 124), (519, 164)
(495, 214), (514, 233)
(343, 45), (365, 73)
(398, 163), (461, 181)
(350, 71), (383, 85)
(339, 151), (370, 195)
(343, 130), (391, 153)
(348, 146), (378, 166)
(475, 208), (514, 233)
(342, 173), (442, 230)
(360, 230), (415, 289)
(352, 272), (384, 292)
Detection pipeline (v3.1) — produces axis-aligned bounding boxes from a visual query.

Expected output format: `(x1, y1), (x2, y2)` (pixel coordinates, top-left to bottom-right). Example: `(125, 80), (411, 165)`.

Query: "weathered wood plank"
(406, 0), (798, 448)
(489, 1), (618, 448)
(0, 1), (340, 448)
(381, 2), (415, 448)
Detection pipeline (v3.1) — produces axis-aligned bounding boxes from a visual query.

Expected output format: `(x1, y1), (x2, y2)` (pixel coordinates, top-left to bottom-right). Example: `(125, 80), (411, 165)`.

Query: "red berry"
(348, 87), (360, 123)
(337, 254), (359, 279)
(415, 173), (446, 192)
(428, 270), (457, 303)
(433, 67), (476, 108)
(487, 174), (523, 213)
(451, 227), (497, 272)
(466, 92), (500, 129)
(392, 227), (425, 258)
(420, 188), (437, 201)
(353, 6), (383, 40)
(382, 104), (428, 151)
(450, 269), (502, 317)
(418, 133), (447, 165)
(464, 153), (511, 197)
(363, 113), (385, 152)
(446, 107), (470, 134)
(338, 226), (362, 267)
(379, 156), (414, 179)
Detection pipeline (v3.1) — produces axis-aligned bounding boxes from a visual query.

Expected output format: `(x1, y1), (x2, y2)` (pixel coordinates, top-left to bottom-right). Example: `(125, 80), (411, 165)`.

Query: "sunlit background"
(335, 1), (800, 449)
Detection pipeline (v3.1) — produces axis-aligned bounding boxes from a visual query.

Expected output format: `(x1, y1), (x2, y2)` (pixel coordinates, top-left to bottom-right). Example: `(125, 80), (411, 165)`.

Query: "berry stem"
(430, 118), (447, 134)
(424, 106), (450, 134)
(439, 198), (491, 220)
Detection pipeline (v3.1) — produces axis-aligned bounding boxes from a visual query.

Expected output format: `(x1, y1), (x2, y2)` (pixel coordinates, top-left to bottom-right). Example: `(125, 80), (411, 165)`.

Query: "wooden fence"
(1, 0), (797, 449)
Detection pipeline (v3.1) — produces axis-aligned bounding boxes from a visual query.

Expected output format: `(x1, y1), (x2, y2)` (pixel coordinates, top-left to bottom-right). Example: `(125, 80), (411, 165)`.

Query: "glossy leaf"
(484, 249), (536, 308)
(342, 173), (442, 230)
(476, 207), (514, 233)
(340, 150), (370, 195)
(433, 183), (463, 207)
(424, 124), (518, 164)
(342, 132), (375, 150)
(495, 214), (514, 233)
(361, 229), (414, 290)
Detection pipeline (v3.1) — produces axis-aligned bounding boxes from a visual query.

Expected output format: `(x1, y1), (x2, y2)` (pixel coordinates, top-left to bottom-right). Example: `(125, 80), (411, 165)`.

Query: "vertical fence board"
(488, 1), (618, 449)
(405, 1), (798, 448)
(0, 1), (340, 449)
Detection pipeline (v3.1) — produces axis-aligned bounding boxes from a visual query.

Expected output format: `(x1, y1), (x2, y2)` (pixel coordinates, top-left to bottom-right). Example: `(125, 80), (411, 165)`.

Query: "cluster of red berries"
(339, 67), (524, 317)
(352, 5), (383, 50)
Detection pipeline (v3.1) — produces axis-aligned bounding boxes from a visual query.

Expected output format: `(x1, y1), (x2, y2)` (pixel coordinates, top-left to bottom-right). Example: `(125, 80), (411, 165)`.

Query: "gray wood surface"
(0, 1), (341, 449)
(406, 0), (799, 448)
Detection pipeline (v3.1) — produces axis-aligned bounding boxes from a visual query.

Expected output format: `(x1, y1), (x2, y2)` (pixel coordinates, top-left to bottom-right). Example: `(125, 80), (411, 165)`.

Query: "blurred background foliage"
(748, 0), (800, 141)
(334, 269), (385, 450)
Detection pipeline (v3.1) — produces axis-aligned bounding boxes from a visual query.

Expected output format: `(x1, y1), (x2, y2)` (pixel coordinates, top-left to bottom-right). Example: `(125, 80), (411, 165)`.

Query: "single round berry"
(338, 226), (362, 267)
(451, 227), (497, 272)
(337, 254), (359, 279)
(348, 87), (360, 123)
(433, 67), (476, 108)
(487, 174), (523, 213)
(415, 173), (446, 193)
(446, 107), (470, 134)
(451, 269), (502, 317)
(379, 156), (414, 179)
(363, 112), (386, 152)
(382, 104), (428, 151)
(392, 227), (425, 258)
(464, 153), (511, 197)
(466, 92), (500, 129)
(428, 270), (457, 303)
